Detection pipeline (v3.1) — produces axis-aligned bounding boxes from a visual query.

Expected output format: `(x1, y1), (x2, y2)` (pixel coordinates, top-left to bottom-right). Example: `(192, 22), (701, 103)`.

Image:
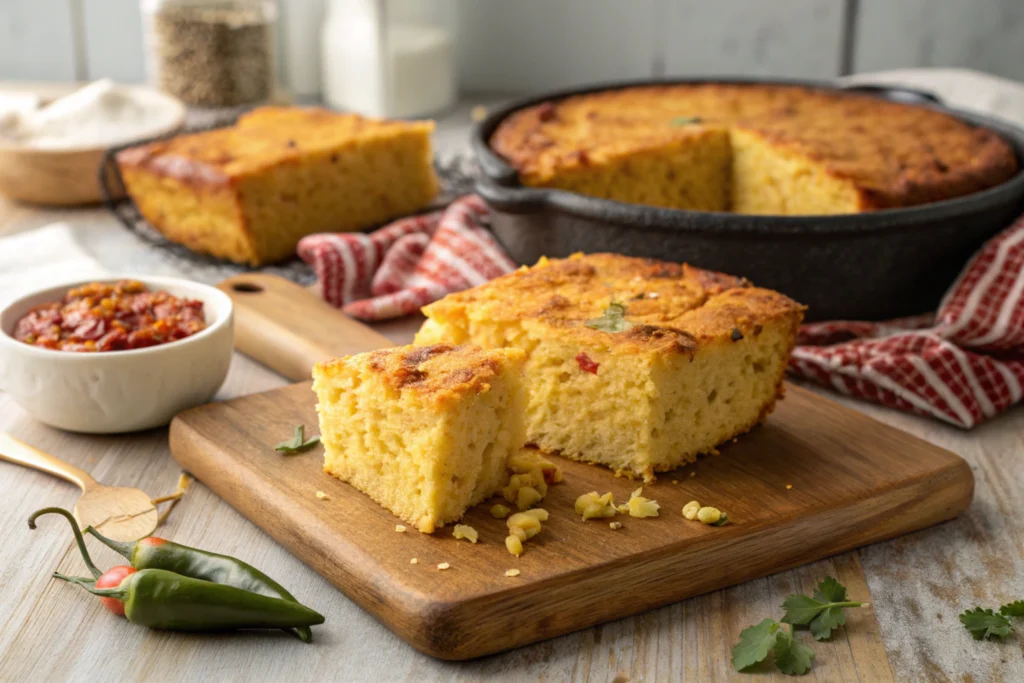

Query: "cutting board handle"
(217, 274), (395, 382)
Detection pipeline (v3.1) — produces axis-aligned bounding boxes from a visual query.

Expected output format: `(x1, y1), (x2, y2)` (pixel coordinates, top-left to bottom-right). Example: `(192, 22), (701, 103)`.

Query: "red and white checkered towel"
(298, 196), (1024, 428)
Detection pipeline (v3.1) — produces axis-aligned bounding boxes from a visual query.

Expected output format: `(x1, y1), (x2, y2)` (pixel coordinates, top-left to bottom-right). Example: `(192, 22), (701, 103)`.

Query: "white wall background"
(2, 0), (1023, 90)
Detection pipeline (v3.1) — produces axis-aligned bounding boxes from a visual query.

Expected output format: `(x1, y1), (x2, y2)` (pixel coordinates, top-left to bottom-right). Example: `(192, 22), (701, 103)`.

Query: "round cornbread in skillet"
(313, 343), (526, 533)
(416, 253), (806, 481)
(490, 83), (1018, 214)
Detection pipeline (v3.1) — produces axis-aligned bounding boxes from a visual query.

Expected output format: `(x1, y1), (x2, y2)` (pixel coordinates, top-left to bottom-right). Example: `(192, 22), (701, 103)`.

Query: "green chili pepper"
(29, 507), (317, 643)
(54, 569), (325, 631)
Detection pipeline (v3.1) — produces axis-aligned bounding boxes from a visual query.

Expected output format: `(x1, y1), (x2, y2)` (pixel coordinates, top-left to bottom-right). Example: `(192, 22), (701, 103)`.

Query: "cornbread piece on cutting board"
(117, 106), (438, 265)
(312, 343), (526, 533)
(416, 253), (806, 481)
(491, 83), (1018, 214)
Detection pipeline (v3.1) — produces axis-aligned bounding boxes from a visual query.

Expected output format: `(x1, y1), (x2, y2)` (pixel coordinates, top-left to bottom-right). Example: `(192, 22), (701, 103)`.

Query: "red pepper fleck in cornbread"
(416, 253), (806, 482)
(118, 107), (438, 265)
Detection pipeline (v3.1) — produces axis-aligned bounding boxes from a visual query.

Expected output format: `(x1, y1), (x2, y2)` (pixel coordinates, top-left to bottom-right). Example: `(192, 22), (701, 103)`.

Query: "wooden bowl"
(0, 88), (185, 206)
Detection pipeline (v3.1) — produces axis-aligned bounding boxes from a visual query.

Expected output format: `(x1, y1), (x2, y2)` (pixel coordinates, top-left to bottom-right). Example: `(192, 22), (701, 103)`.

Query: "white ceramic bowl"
(0, 276), (233, 433)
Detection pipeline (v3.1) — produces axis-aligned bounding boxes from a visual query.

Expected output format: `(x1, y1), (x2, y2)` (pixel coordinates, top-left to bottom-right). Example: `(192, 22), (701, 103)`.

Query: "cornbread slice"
(118, 106), (438, 265)
(416, 253), (806, 481)
(491, 84), (1018, 214)
(313, 343), (526, 533)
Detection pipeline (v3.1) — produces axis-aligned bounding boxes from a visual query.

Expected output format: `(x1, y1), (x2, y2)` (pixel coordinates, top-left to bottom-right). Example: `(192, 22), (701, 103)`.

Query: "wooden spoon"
(0, 433), (158, 541)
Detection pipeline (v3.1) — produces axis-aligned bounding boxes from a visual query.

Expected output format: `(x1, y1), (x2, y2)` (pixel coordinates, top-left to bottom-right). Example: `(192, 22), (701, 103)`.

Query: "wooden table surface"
(2, 73), (1023, 682)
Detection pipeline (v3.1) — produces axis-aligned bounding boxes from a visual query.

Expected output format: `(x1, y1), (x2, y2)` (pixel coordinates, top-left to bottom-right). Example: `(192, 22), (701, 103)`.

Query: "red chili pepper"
(575, 352), (599, 374)
(96, 566), (137, 617)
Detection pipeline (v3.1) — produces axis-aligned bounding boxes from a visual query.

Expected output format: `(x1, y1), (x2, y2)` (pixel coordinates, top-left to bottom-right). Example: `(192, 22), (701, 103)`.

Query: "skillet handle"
(475, 175), (555, 213)
(841, 83), (943, 106)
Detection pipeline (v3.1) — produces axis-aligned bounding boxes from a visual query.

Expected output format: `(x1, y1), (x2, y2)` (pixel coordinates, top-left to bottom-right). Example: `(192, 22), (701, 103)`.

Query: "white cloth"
(0, 223), (109, 307)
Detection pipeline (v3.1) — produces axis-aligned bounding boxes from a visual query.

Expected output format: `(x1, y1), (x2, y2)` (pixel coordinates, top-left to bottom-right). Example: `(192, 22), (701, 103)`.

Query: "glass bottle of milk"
(321, 0), (456, 118)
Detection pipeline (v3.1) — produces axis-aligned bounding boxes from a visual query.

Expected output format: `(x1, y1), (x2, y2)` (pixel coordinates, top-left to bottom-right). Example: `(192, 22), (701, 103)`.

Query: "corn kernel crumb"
(682, 500), (701, 520)
(505, 568), (521, 577)
(315, 490), (328, 500)
(410, 558), (418, 564)
(506, 534), (523, 556)
(609, 521), (623, 530)
(437, 562), (450, 570)
(689, 471), (697, 478)
(627, 487), (660, 518)
(395, 524), (407, 533)
(491, 504), (511, 519)
(453, 524), (479, 543)
(697, 506), (722, 524)
(672, 480), (679, 484)
(786, 484), (793, 490)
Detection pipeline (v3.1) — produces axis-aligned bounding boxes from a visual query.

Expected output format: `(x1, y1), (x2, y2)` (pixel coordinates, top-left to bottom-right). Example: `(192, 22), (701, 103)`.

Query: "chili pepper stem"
(28, 507), (103, 580)
(84, 525), (136, 561)
(52, 572), (126, 599)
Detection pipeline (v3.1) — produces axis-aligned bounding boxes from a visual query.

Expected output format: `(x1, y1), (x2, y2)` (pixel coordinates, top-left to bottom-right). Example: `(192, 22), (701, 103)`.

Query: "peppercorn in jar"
(142, 0), (277, 107)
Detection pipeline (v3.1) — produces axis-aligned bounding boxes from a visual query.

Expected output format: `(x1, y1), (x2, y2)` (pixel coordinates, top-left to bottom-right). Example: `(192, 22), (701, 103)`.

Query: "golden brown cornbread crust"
(491, 83), (1018, 211)
(317, 343), (523, 404)
(422, 253), (806, 356)
(117, 106), (438, 265)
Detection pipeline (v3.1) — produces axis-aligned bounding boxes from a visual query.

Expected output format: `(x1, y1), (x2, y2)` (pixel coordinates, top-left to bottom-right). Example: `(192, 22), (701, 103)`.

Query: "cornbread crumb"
(508, 449), (564, 484)
(697, 506), (722, 524)
(507, 512), (541, 538)
(627, 487), (660, 518)
(506, 535), (523, 556)
(516, 486), (543, 511)
(315, 490), (328, 500)
(672, 480), (679, 485)
(410, 558), (418, 564)
(575, 491), (618, 521)
(786, 484), (793, 490)
(471, 105), (489, 122)
(690, 472), (697, 479)
(522, 508), (549, 521)
(682, 500), (701, 520)
(395, 525), (407, 533)
(437, 562), (450, 570)
(491, 504), (512, 519)
(505, 568), (521, 577)
(609, 521), (623, 530)
(453, 524), (479, 543)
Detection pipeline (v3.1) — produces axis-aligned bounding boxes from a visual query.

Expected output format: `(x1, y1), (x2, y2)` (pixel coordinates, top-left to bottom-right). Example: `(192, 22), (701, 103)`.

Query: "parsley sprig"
(781, 576), (865, 640)
(275, 424), (320, 454)
(732, 576), (865, 676)
(584, 302), (633, 333)
(960, 601), (1024, 640)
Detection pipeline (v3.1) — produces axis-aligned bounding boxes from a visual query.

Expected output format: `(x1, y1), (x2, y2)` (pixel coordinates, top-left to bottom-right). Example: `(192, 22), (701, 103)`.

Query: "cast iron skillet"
(471, 77), (1024, 321)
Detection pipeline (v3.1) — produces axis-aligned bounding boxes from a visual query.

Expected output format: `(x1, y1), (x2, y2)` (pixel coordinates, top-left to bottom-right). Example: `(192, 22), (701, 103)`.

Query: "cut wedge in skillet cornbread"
(415, 254), (806, 481)
(313, 343), (526, 533)
(117, 106), (438, 266)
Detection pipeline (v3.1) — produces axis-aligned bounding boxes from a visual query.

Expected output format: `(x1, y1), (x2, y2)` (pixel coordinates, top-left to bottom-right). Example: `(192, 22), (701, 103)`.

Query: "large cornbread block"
(313, 343), (526, 533)
(491, 84), (1017, 214)
(118, 106), (438, 265)
(416, 253), (806, 481)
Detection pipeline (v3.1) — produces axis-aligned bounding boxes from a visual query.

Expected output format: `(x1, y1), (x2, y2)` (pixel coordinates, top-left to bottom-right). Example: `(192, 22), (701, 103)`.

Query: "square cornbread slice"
(415, 253), (806, 481)
(117, 106), (438, 266)
(313, 343), (526, 533)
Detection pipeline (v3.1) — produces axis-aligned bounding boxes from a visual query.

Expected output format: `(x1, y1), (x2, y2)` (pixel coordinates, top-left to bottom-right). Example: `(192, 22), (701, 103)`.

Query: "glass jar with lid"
(142, 0), (278, 108)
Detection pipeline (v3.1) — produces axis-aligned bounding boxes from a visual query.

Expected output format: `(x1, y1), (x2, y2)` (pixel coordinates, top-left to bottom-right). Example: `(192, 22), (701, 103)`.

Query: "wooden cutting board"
(169, 274), (973, 660)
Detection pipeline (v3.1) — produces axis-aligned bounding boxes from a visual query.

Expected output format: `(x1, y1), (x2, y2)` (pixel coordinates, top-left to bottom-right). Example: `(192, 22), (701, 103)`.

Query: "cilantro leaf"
(999, 600), (1024, 618)
(710, 511), (730, 527)
(584, 302), (633, 333)
(781, 577), (864, 640)
(732, 618), (780, 671)
(670, 116), (702, 126)
(275, 425), (321, 454)
(774, 625), (815, 676)
(960, 608), (1013, 640)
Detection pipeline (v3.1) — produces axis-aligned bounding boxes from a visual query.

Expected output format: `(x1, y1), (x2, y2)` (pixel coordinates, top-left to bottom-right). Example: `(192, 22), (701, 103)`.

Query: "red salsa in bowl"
(13, 280), (206, 352)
